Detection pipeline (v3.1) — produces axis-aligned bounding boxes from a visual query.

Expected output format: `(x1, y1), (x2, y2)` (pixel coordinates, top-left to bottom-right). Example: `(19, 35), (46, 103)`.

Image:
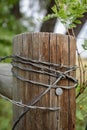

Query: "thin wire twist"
(0, 55), (78, 130)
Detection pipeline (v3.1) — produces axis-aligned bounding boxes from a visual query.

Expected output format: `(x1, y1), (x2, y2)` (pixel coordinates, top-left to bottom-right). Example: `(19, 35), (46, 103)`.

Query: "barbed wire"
(0, 93), (60, 111)
(0, 54), (78, 130)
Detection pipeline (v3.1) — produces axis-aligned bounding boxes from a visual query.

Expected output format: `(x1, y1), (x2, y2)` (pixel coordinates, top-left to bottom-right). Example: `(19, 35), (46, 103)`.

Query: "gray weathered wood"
(0, 64), (12, 99)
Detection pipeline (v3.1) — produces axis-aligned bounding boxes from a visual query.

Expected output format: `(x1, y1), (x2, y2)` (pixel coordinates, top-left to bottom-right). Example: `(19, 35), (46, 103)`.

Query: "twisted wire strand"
(0, 55), (78, 130)
(0, 93), (60, 111)
(12, 70), (77, 89)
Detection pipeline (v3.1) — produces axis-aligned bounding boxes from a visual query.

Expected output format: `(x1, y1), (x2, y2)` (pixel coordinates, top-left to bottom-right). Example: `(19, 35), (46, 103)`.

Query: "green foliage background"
(0, 0), (87, 130)
(43, 0), (87, 28)
(0, 1), (28, 130)
(0, 99), (12, 130)
(76, 87), (87, 130)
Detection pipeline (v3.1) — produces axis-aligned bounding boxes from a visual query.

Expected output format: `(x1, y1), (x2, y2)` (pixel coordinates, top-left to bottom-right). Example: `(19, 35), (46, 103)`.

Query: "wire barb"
(0, 55), (78, 130)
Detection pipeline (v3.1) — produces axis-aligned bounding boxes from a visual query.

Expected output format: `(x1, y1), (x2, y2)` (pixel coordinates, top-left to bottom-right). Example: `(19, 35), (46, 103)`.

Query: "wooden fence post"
(12, 32), (76, 130)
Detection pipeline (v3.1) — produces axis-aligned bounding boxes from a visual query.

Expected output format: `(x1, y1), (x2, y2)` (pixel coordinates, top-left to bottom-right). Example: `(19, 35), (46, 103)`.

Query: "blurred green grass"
(0, 98), (12, 130)
(76, 87), (87, 130)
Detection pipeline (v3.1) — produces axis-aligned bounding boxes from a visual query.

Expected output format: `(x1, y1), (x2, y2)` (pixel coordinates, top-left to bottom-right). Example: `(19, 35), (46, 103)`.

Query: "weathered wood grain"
(0, 64), (12, 99)
(68, 36), (76, 130)
(12, 33), (76, 130)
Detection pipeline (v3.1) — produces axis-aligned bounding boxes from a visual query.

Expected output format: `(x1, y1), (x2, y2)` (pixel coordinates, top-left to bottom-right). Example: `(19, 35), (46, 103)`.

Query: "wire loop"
(0, 55), (78, 130)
